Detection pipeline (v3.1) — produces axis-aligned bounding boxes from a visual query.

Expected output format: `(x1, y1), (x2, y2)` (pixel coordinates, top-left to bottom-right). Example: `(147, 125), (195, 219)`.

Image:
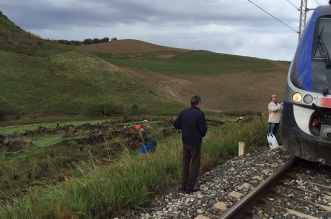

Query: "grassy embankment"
(1, 13), (186, 122)
(0, 49), (185, 119)
(0, 117), (268, 218)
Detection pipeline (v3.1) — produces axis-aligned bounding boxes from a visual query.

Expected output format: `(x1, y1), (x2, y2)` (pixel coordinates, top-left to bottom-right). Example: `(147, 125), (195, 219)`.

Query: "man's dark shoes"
(186, 187), (200, 194)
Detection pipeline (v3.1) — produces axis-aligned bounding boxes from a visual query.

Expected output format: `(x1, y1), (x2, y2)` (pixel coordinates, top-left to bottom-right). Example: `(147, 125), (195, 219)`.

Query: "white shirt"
(268, 101), (283, 123)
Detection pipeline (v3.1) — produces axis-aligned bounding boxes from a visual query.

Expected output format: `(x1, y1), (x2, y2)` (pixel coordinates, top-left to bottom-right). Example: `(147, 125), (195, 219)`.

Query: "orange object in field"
(133, 124), (142, 131)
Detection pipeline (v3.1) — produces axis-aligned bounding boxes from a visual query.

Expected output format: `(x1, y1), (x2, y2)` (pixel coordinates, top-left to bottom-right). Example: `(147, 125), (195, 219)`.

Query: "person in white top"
(268, 94), (283, 140)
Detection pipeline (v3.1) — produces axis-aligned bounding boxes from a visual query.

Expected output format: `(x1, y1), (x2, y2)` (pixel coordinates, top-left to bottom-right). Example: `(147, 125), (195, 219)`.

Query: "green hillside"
(0, 51), (181, 115)
(99, 50), (283, 76)
(0, 12), (185, 119)
(0, 12), (72, 56)
(0, 11), (288, 122)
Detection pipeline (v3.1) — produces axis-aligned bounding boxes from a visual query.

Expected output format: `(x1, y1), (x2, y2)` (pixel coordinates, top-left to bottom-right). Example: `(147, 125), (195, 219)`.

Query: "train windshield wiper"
(316, 26), (331, 68)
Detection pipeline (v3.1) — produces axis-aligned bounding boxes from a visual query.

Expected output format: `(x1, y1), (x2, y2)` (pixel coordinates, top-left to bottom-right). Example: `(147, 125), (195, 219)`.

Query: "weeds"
(0, 117), (268, 218)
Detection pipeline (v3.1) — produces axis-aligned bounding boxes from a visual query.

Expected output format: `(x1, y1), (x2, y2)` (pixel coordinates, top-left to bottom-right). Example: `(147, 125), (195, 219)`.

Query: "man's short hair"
(191, 96), (201, 106)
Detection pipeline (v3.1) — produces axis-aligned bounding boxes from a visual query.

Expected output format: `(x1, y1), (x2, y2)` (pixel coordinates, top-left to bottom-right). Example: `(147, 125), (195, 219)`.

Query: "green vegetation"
(0, 119), (105, 135)
(0, 117), (268, 218)
(99, 51), (282, 76)
(0, 12), (72, 56)
(0, 10), (276, 218)
(0, 10), (283, 120)
(0, 11), (185, 118)
(0, 50), (184, 116)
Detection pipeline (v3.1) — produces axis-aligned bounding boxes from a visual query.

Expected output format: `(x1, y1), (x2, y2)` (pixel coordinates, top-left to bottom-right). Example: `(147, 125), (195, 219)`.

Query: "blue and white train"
(281, 4), (331, 165)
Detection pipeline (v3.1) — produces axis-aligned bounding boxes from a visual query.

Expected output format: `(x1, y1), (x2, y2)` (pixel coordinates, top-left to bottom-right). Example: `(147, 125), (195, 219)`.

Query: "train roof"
(316, 5), (331, 17)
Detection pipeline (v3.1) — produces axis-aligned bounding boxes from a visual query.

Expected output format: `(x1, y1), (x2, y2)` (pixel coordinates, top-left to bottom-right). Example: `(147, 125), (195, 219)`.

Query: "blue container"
(140, 142), (154, 153)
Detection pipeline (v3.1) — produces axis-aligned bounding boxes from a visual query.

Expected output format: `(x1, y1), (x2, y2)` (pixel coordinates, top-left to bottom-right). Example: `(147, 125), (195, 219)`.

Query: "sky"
(0, 0), (323, 61)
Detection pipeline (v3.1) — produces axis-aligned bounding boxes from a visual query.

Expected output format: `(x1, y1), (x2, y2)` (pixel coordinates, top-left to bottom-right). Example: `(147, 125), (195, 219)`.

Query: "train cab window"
(313, 17), (331, 65)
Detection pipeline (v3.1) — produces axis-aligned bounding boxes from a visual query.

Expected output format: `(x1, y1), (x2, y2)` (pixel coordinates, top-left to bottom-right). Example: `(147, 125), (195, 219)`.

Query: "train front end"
(281, 5), (331, 165)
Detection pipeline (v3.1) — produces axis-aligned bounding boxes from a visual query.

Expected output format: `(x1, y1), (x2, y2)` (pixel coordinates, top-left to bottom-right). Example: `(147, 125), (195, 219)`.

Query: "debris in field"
(128, 123), (149, 131)
(0, 117), (227, 153)
(236, 116), (254, 123)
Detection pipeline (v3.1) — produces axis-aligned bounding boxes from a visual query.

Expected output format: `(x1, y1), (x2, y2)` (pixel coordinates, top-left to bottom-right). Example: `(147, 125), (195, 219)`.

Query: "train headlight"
(303, 94), (313, 104)
(292, 93), (302, 102)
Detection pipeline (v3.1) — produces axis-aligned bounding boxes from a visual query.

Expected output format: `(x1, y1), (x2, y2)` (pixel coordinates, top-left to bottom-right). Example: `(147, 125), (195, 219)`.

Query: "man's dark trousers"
(182, 144), (201, 190)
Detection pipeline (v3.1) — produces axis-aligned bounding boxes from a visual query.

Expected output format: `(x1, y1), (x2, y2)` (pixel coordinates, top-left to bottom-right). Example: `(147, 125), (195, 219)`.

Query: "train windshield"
(313, 17), (331, 66)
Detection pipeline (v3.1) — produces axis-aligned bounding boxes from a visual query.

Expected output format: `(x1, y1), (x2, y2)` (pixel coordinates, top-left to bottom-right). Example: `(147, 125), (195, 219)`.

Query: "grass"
(0, 50), (185, 116)
(99, 51), (283, 76)
(0, 11), (72, 56)
(0, 119), (111, 135)
(0, 14), (286, 120)
(1, 13), (187, 117)
(0, 12), (279, 218)
(30, 135), (64, 148)
(0, 117), (268, 218)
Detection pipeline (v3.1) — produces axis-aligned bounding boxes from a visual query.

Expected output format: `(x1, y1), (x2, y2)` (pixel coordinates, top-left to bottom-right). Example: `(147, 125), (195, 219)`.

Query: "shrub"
(101, 37), (109, 43)
(83, 38), (93, 45)
(92, 38), (100, 44)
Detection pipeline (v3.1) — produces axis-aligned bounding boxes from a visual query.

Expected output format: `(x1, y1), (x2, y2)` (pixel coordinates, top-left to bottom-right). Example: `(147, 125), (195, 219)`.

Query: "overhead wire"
(248, 0), (298, 33)
(313, 0), (320, 5)
(286, 0), (300, 10)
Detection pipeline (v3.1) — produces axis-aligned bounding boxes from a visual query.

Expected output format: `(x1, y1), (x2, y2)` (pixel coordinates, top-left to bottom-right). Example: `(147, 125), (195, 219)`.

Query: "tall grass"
(0, 117), (268, 218)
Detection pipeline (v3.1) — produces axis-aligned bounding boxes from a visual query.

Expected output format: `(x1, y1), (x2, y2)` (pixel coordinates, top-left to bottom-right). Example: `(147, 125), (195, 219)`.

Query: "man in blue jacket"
(173, 96), (207, 194)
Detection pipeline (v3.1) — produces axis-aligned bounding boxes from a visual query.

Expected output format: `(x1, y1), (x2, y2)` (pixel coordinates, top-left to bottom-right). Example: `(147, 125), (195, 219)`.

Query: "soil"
(121, 66), (288, 113)
(0, 117), (225, 153)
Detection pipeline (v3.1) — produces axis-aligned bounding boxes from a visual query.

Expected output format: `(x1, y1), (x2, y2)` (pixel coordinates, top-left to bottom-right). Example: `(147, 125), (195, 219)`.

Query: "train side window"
(313, 17), (331, 60)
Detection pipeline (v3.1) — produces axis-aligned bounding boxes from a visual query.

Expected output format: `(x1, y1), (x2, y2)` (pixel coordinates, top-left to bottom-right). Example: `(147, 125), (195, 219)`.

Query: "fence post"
(238, 142), (245, 156)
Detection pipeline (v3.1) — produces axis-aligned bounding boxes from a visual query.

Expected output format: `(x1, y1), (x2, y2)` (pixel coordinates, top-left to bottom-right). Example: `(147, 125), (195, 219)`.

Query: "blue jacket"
(173, 106), (207, 146)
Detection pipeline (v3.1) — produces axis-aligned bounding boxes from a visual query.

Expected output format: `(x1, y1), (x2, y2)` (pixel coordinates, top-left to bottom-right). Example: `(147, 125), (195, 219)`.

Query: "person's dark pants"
(182, 144), (201, 190)
(268, 122), (279, 135)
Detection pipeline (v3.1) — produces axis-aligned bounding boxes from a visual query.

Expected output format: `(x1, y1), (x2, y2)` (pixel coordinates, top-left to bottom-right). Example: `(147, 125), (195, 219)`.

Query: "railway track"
(220, 157), (331, 219)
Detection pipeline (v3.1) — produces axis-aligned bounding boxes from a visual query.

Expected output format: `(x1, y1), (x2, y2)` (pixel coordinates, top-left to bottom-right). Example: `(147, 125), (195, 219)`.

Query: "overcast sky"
(0, 0), (323, 61)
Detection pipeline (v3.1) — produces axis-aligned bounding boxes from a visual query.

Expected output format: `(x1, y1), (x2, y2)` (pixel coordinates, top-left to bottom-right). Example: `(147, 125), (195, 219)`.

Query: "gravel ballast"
(117, 146), (294, 219)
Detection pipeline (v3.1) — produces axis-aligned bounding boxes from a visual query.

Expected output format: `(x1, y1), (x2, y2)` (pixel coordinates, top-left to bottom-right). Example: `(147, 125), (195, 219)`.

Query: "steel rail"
(220, 157), (297, 219)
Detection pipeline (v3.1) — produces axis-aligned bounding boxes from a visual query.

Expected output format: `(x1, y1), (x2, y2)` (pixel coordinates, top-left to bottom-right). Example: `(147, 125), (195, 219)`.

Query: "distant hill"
(79, 40), (289, 113)
(0, 11), (290, 122)
(0, 11), (71, 55)
(77, 39), (189, 57)
(0, 12), (185, 121)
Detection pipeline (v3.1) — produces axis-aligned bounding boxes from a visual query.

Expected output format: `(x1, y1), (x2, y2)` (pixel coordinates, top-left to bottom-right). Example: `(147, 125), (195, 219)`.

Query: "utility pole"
(298, 0), (316, 40)
(298, 0), (308, 40)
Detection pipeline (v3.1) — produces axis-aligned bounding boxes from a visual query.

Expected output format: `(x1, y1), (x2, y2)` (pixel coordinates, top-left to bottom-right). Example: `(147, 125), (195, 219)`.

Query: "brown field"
(79, 39), (290, 113)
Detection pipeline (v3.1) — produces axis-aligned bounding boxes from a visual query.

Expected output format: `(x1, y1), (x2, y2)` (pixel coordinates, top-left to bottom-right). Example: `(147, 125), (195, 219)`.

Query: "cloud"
(0, 0), (320, 60)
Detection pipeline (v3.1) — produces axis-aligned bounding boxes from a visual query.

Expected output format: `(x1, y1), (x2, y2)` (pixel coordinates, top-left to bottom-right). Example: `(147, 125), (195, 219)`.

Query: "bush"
(101, 37), (109, 43)
(83, 38), (93, 45)
(92, 38), (100, 44)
